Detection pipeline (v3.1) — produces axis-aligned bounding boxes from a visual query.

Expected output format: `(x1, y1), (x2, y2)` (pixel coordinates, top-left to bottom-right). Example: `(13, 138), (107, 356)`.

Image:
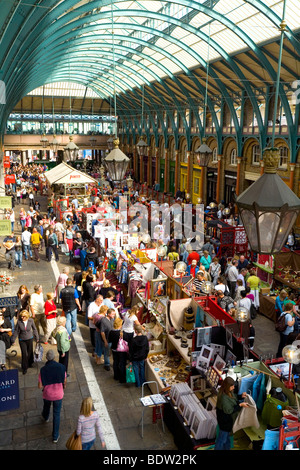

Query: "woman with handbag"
(121, 307), (143, 342)
(11, 309), (39, 374)
(75, 397), (105, 450)
(108, 317), (131, 383)
(129, 324), (149, 387)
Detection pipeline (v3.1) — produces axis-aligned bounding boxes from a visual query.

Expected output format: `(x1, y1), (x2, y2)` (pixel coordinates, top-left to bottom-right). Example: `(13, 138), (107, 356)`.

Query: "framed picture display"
(225, 349), (237, 366)
(190, 375), (206, 392)
(121, 233), (129, 247)
(226, 327), (233, 349)
(156, 299), (166, 315)
(196, 345), (214, 373)
(213, 355), (226, 374)
(150, 278), (167, 298)
(196, 326), (212, 348)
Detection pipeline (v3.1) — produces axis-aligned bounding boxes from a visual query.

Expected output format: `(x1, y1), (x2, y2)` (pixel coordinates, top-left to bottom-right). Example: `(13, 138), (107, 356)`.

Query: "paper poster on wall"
(107, 232), (120, 249)
(93, 225), (102, 238)
(128, 236), (139, 249)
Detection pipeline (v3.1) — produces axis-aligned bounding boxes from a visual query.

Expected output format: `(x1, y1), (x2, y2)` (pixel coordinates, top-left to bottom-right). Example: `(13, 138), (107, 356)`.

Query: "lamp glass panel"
(239, 209), (258, 252)
(273, 211), (297, 253)
(257, 211), (281, 254)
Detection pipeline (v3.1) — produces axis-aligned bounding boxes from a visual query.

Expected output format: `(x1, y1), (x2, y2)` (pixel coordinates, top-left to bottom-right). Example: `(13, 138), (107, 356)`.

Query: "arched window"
(252, 144), (260, 165)
(278, 146), (288, 169)
(230, 148), (237, 165)
(212, 147), (218, 163)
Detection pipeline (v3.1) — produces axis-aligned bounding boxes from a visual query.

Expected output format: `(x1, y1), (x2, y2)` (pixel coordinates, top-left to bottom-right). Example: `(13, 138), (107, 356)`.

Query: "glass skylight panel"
(174, 51), (199, 70)
(159, 58), (182, 75)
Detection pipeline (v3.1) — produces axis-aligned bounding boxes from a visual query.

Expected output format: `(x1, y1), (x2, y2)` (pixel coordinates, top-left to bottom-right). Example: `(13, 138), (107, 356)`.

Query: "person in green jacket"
(214, 376), (249, 450)
(53, 316), (71, 375)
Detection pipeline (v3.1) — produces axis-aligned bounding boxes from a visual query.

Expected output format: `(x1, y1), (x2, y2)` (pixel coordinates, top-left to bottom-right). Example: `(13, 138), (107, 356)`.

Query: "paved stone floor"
(0, 193), (279, 451)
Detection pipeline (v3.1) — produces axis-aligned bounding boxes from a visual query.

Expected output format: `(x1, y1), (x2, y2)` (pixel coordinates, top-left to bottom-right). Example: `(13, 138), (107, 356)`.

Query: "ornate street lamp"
(126, 174), (133, 190)
(104, 138), (130, 182)
(235, 148), (300, 254)
(236, 306), (250, 343)
(64, 135), (79, 161)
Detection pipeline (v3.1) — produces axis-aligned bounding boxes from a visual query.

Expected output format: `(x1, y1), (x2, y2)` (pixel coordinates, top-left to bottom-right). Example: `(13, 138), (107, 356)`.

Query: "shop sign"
(4, 175), (15, 185)
(0, 295), (18, 308)
(0, 220), (12, 236)
(0, 369), (20, 412)
(0, 197), (12, 209)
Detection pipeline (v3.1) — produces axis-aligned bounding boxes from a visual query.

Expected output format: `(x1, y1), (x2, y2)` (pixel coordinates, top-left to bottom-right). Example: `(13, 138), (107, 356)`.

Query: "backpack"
(275, 313), (287, 333)
(48, 234), (56, 246)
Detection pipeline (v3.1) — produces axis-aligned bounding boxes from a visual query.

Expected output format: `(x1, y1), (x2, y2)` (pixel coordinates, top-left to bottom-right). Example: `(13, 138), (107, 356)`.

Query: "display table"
(259, 294), (276, 322)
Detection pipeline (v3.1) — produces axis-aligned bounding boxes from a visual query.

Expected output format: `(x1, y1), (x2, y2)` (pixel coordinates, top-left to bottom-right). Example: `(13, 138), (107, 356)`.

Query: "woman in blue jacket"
(275, 289), (288, 319)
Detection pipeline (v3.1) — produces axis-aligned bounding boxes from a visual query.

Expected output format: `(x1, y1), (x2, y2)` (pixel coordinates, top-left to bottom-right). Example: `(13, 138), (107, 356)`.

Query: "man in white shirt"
(227, 259), (239, 298)
(87, 294), (103, 357)
(21, 227), (33, 260)
(30, 285), (46, 337)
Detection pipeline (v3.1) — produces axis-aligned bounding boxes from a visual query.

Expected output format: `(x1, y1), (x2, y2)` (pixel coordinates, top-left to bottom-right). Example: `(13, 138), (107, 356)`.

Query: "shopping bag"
(61, 242), (69, 253)
(126, 365), (136, 383)
(116, 331), (129, 353)
(66, 431), (82, 450)
(34, 343), (44, 362)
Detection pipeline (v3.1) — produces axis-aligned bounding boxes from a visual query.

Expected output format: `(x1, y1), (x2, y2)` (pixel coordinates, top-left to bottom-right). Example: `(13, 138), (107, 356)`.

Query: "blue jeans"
(82, 439), (95, 450)
(132, 360), (146, 387)
(214, 429), (231, 450)
(42, 398), (62, 441)
(23, 244), (33, 260)
(65, 309), (77, 335)
(10, 317), (15, 333)
(20, 219), (26, 231)
(95, 331), (103, 358)
(100, 339), (111, 366)
(15, 250), (22, 267)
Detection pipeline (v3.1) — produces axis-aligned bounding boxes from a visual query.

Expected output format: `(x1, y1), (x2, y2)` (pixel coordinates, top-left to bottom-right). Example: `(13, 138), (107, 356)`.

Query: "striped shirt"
(76, 411), (104, 444)
(193, 279), (205, 292)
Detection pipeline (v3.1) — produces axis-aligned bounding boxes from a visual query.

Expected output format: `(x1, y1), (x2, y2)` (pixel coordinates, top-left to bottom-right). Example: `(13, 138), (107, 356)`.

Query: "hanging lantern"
(194, 137), (213, 167)
(136, 137), (148, 157)
(40, 134), (49, 149)
(107, 135), (114, 151)
(236, 147), (300, 254)
(64, 135), (79, 161)
(50, 135), (59, 153)
(89, 135), (97, 148)
(104, 138), (130, 182)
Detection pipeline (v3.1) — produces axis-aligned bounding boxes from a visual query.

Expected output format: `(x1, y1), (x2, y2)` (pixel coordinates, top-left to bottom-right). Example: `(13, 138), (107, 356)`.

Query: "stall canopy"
(44, 162), (98, 186)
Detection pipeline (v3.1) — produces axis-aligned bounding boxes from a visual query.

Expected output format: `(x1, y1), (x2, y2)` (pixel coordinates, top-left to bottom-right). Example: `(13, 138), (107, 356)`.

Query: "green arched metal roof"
(0, 0), (299, 149)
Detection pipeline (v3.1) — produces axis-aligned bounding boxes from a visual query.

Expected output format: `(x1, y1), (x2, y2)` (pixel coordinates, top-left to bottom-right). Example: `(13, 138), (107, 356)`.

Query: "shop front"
(192, 166), (202, 204)
(206, 168), (218, 204)
(224, 171), (237, 205)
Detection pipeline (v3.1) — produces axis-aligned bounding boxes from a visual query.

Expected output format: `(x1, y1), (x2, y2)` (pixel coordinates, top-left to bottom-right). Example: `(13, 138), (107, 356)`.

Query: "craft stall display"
(257, 251), (300, 323)
(273, 251), (300, 292)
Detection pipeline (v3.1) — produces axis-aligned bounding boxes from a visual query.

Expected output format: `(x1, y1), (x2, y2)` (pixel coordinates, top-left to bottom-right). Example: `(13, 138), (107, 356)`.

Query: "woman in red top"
(44, 292), (57, 344)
